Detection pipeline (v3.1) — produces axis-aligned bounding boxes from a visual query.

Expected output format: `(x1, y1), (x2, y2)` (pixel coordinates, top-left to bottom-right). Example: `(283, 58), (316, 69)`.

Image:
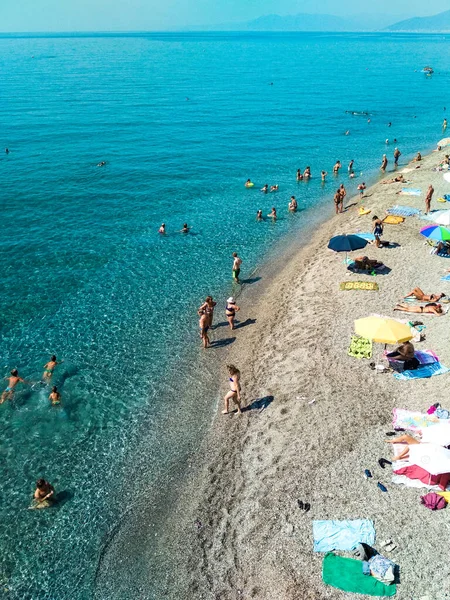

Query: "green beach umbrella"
(419, 224), (450, 242)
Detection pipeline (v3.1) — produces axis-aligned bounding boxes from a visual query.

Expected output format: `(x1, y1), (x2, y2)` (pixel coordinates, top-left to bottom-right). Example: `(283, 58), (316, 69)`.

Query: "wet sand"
(169, 148), (450, 599)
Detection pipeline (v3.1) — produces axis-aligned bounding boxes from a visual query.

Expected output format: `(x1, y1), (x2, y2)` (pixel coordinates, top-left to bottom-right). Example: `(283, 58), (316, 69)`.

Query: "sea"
(0, 31), (449, 599)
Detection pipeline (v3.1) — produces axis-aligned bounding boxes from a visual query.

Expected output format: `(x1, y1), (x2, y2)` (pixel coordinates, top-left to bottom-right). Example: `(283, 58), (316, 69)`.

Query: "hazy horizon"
(0, 1), (448, 33)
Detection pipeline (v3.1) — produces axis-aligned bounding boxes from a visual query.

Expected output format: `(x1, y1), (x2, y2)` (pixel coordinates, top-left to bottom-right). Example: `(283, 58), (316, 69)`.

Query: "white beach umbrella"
(434, 211), (450, 226)
(408, 443), (450, 475)
(420, 422), (450, 446)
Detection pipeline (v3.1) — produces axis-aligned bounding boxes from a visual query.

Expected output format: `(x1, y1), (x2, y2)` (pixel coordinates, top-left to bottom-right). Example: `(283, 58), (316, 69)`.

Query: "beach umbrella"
(328, 234), (368, 253)
(433, 211), (450, 226)
(408, 443), (450, 476)
(419, 224), (450, 242)
(354, 316), (412, 345)
(438, 137), (450, 147)
(421, 422), (450, 447)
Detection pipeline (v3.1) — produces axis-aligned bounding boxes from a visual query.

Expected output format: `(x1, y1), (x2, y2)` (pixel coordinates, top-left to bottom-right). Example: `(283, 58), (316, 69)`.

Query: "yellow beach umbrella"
(354, 316), (412, 345)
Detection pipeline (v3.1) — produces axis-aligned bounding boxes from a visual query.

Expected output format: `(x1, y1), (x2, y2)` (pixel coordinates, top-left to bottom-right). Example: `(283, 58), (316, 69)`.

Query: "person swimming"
(31, 479), (55, 509)
(49, 386), (61, 405)
(158, 223), (166, 234)
(261, 184), (269, 193)
(43, 355), (63, 381)
(97, 161), (106, 167)
(1, 369), (29, 404)
(180, 223), (190, 233)
(270, 185), (279, 192)
(245, 178), (253, 187)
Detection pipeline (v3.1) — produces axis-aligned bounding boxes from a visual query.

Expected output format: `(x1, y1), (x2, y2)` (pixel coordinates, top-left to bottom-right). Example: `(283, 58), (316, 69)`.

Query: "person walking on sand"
(348, 159), (354, 174)
(49, 386), (61, 406)
(380, 154), (388, 172)
(357, 182), (366, 198)
(43, 355), (63, 381)
(1, 369), (30, 404)
(225, 297), (240, 330)
(198, 309), (211, 348)
(333, 160), (341, 175)
(425, 184), (434, 214)
(199, 296), (217, 329)
(223, 364), (242, 415)
(334, 189), (341, 214)
(232, 252), (242, 283)
(372, 215), (384, 248)
(394, 147), (401, 166)
(339, 184), (346, 212)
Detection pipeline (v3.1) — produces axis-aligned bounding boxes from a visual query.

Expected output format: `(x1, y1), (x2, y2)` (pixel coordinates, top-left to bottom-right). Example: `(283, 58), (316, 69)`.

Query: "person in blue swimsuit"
(1, 369), (29, 404)
(372, 215), (383, 248)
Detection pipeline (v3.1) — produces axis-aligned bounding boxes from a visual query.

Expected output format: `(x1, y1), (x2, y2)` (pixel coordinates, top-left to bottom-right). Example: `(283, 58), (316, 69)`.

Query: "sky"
(0, 0), (447, 32)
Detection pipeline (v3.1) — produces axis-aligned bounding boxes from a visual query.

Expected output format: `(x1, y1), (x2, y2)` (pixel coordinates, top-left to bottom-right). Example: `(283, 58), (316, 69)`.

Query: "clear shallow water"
(0, 31), (449, 599)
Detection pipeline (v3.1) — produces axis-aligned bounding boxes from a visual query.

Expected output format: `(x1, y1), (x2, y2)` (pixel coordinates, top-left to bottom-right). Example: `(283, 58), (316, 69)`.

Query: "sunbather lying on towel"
(385, 434), (420, 461)
(404, 288), (446, 302)
(394, 302), (444, 315)
(381, 175), (407, 184)
(353, 256), (384, 271)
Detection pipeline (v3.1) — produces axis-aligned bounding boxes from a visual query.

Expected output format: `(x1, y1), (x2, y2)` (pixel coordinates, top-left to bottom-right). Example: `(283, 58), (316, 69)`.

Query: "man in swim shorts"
(1, 369), (29, 404)
(232, 252), (242, 283)
(43, 355), (63, 381)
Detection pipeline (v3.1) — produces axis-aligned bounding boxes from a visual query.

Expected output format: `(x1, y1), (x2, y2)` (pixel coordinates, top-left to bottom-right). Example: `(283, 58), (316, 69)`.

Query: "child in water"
(49, 386), (61, 406)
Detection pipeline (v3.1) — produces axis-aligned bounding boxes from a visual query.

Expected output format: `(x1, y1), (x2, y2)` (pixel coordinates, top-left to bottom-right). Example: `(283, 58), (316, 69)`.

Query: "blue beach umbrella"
(328, 234), (368, 253)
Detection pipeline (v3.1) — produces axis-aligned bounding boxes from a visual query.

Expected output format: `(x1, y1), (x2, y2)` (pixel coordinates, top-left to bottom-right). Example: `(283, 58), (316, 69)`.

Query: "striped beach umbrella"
(419, 224), (450, 242)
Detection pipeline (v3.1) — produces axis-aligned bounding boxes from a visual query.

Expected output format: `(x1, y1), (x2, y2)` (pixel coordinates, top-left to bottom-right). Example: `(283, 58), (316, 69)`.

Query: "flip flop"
(364, 469), (373, 479)
(381, 540), (397, 552)
(385, 432), (396, 436)
(297, 499), (304, 510)
(378, 458), (392, 469)
(377, 482), (388, 492)
(304, 503), (311, 512)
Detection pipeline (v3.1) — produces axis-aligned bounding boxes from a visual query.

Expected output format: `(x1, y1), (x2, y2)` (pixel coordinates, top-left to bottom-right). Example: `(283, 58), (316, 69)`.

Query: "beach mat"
(354, 232), (375, 241)
(394, 362), (449, 380)
(398, 188), (421, 196)
(387, 205), (420, 217)
(340, 281), (379, 291)
(348, 335), (372, 359)
(383, 215), (404, 225)
(392, 408), (446, 431)
(441, 274), (450, 281)
(313, 519), (375, 552)
(322, 553), (396, 596)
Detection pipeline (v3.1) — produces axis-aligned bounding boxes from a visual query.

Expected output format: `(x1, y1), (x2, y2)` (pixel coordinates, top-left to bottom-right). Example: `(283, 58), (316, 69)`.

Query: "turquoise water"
(0, 32), (449, 599)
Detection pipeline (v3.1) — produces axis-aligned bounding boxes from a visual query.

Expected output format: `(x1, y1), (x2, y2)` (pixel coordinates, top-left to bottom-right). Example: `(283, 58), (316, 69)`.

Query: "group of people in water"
(2, 355), (64, 507)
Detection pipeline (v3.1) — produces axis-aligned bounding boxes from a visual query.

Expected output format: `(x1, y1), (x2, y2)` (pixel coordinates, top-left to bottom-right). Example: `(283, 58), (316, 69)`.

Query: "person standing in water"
(232, 252), (242, 283)
(49, 386), (61, 406)
(296, 169), (303, 181)
(321, 170), (327, 182)
(425, 184), (434, 215)
(158, 223), (166, 234)
(443, 118), (448, 130)
(223, 364), (242, 415)
(339, 184), (346, 212)
(1, 369), (29, 404)
(267, 207), (277, 220)
(199, 296), (216, 329)
(261, 184), (268, 193)
(225, 297), (240, 330)
(380, 154), (388, 172)
(394, 147), (401, 166)
(288, 196), (297, 212)
(198, 309), (211, 349)
(303, 167), (311, 179)
(333, 189), (341, 214)
(43, 355), (63, 381)
(256, 209), (263, 221)
(333, 160), (341, 175)
(348, 160), (354, 174)
(179, 223), (190, 233)
(31, 479), (55, 509)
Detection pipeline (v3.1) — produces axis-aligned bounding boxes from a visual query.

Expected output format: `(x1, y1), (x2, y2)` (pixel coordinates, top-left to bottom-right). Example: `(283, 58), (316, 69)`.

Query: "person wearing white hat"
(225, 297), (240, 330)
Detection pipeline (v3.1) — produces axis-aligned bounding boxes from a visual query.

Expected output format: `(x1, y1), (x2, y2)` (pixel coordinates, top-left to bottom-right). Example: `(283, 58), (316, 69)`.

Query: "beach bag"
(368, 555), (396, 584)
(420, 492), (447, 511)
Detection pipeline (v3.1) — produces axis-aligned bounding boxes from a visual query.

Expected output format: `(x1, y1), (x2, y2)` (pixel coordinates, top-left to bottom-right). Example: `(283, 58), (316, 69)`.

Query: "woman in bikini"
(404, 288), (445, 302)
(267, 207), (277, 220)
(199, 296), (217, 329)
(225, 297), (240, 330)
(223, 364), (242, 415)
(394, 303), (444, 315)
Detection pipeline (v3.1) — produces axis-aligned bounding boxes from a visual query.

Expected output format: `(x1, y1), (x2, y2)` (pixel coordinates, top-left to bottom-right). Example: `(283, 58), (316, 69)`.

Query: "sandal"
(379, 458), (392, 469)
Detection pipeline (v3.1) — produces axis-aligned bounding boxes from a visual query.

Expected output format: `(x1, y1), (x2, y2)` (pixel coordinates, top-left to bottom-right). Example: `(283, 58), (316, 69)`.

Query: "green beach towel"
(340, 281), (379, 291)
(348, 335), (372, 359)
(322, 553), (396, 596)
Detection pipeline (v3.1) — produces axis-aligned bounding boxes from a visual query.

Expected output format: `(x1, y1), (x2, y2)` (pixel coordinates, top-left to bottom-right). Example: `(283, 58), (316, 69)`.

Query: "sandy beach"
(165, 147), (450, 600)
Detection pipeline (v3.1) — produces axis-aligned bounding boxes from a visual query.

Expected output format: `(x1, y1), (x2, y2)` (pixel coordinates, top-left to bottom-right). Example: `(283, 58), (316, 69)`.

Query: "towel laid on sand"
(322, 553), (396, 596)
(348, 335), (372, 359)
(398, 188), (421, 196)
(313, 519), (375, 552)
(383, 215), (405, 225)
(354, 232), (375, 241)
(393, 408), (444, 431)
(441, 274), (450, 282)
(393, 362), (449, 380)
(415, 349), (439, 365)
(340, 281), (379, 291)
(386, 205), (421, 217)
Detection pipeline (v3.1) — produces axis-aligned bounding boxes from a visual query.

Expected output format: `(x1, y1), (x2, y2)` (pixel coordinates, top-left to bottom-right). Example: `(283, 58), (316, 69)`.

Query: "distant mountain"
(186, 13), (401, 33)
(386, 9), (450, 32)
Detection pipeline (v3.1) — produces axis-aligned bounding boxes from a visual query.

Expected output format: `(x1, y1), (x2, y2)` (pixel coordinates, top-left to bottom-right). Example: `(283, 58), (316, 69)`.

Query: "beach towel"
(386, 205), (420, 217)
(313, 519), (375, 552)
(441, 274), (450, 281)
(383, 215), (404, 225)
(322, 553), (396, 596)
(414, 349), (439, 365)
(394, 362), (449, 380)
(340, 281), (379, 291)
(398, 188), (421, 196)
(392, 408), (442, 431)
(354, 232), (375, 241)
(348, 335), (372, 359)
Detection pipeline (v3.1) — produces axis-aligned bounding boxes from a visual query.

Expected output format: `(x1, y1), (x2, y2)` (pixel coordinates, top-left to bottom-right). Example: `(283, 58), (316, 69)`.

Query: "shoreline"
(167, 145), (450, 599)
